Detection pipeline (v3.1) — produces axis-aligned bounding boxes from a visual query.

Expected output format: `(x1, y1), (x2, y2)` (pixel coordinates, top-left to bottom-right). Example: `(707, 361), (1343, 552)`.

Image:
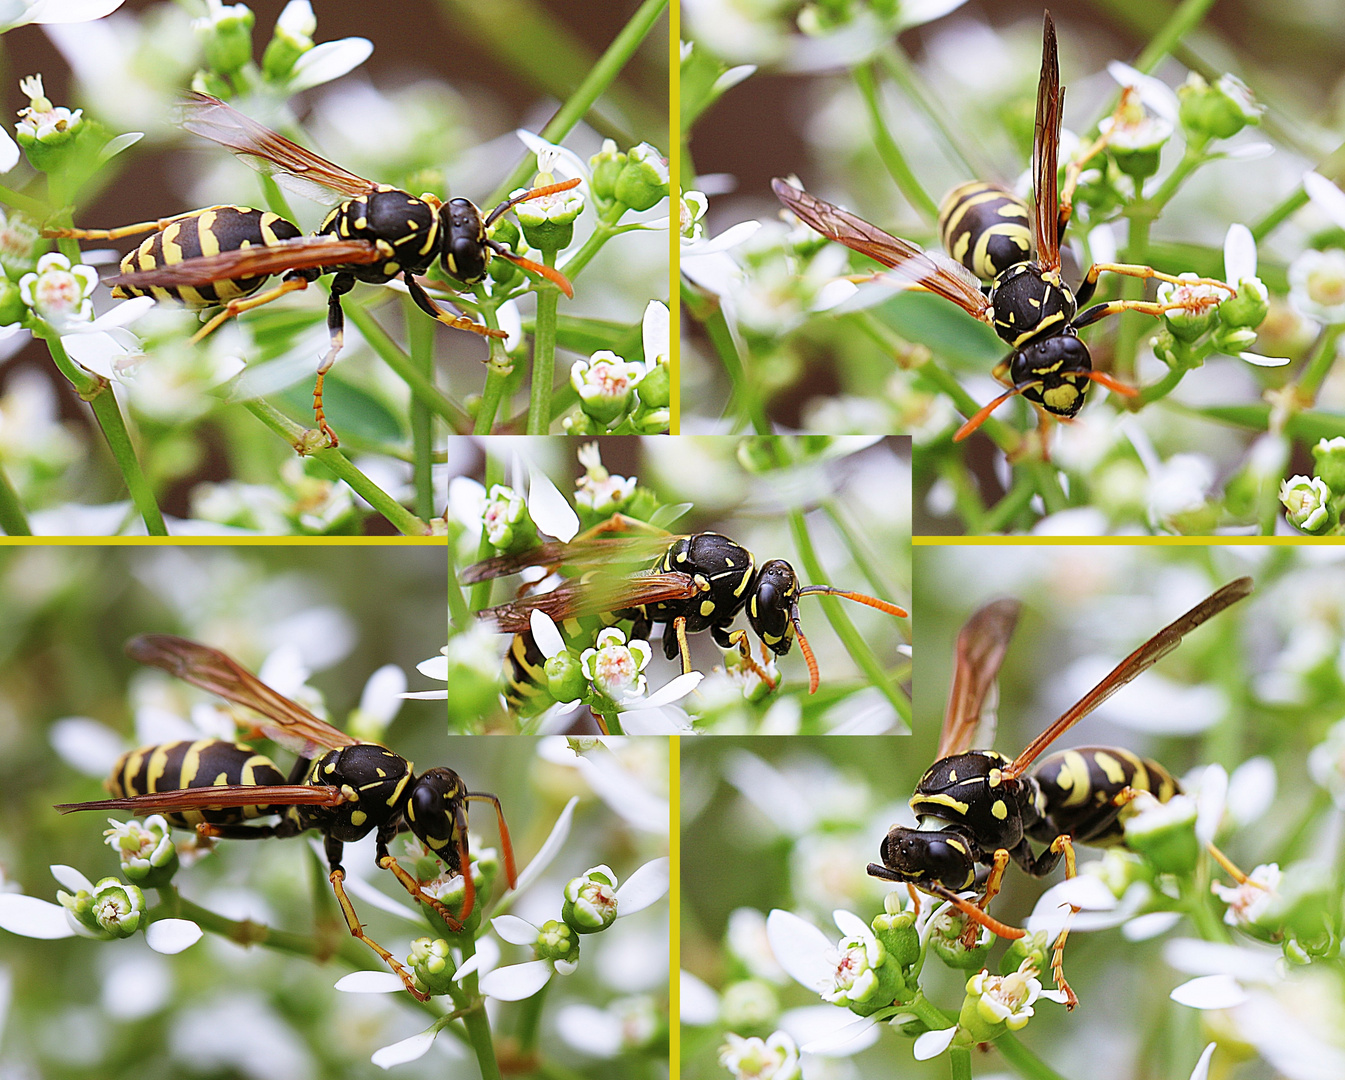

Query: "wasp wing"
(55, 784), (347, 815)
(477, 571), (703, 633)
(938, 598), (1022, 759)
(107, 236), (386, 289)
(1033, 13), (1064, 273)
(1005, 578), (1254, 778)
(183, 93), (376, 201)
(126, 635), (359, 757)
(772, 178), (992, 321)
(460, 535), (678, 585)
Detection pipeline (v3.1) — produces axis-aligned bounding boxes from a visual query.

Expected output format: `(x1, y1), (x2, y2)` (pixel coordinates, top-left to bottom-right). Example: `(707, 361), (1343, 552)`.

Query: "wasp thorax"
(439, 198), (488, 284)
(991, 263), (1077, 345)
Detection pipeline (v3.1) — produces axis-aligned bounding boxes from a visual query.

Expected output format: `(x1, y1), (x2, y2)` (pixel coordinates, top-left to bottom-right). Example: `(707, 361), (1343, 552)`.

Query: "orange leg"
(378, 854), (467, 931)
(190, 276), (310, 344)
(1046, 834), (1080, 1010)
(329, 868), (429, 1001)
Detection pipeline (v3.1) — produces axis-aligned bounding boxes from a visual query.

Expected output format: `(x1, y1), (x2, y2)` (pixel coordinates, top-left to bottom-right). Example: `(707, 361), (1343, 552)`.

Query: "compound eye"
(411, 784), (441, 822)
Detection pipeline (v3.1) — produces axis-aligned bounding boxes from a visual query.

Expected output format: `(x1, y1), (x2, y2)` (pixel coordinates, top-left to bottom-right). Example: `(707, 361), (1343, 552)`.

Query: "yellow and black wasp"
(461, 517), (908, 710)
(55, 634), (518, 1001)
(44, 93), (578, 445)
(868, 577), (1253, 1007)
(773, 11), (1233, 441)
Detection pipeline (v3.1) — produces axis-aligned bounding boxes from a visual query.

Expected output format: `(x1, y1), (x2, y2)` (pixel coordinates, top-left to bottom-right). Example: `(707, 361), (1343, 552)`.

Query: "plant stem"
(241, 400), (429, 534)
(597, 709), (625, 735)
(347, 304), (473, 433)
(950, 1048), (974, 1080)
(515, 972), (551, 1053)
(405, 295), (436, 521)
(0, 463), (32, 535)
(1028, 461), (1069, 515)
(473, 292), (513, 434)
(687, 285), (770, 434)
(172, 894), (371, 970)
(528, 251), (561, 434)
(1297, 324), (1344, 404)
(998, 1032), (1070, 1080)
(982, 468), (1038, 533)
(455, 935), (503, 1080)
(1133, 0), (1221, 72)
(0, 182), (48, 217)
(854, 62), (939, 224)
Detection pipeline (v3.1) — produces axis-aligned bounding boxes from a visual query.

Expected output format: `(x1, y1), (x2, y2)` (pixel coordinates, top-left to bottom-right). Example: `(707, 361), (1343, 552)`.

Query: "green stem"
(528, 250), (561, 435)
(447, 533), (472, 631)
(950, 1047), (974, 1080)
(0, 462), (32, 535)
(788, 509), (911, 725)
(981, 468), (1038, 533)
(173, 894), (371, 971)
(346, 305), (472, 433)
(907, 992), (954, 1031)
(241, 400), (430, 534)
(598, 709), (625, 735)
(1028, 461), (1069, 515)
(1134, 363), (1191, 407)
(1133, 0), (1222, 72)
(405, 296), (436, 521)
(515, 971), (551, 1052)
(1297, 324), (1344, 404)
(0, 182), (48, 217)
(687, 286), (770, 434)
(482, 0), (670, 210)
(473, 293), (513, 435)
(854, 62), (939, 224)
(998, 1032), (1070, 1080)
(456, 936), (503, 1080)
(1252, 186), (1309, 243)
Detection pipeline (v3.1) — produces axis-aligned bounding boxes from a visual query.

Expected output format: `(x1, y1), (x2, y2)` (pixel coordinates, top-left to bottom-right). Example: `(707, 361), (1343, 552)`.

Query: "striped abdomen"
(937, 182), (1032, 282)
(1029, 746), (1179, 847)
(504, 630), (550, 716)
(112, 206), (302, 307)
(108, 739), (287, 827)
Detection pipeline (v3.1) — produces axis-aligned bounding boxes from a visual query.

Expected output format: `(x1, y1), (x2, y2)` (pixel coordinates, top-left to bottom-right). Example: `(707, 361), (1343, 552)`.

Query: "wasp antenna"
(932, 887), (1027, 940)
(953, 383), (1037, 442)
(453, 804), (476, 923)
(492, 246), (575, 299)
(796, 585), (908, 620)
(1087, 370), (1138, 398)
(483, 176), (584, 227)
(467, 791), (518, 890)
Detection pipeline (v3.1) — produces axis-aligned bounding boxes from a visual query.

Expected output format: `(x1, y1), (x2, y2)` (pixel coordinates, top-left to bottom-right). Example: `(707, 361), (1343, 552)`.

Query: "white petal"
(415, 656), (449, 680)
(287, 37), (374, 91)
(1170, 974), (1248, 1009)
(1189, 1042), (1217, 1080)
(1220, 141), (1273, 161)
(145, 918), (202, 954)
(896, 0), (972, 31)
(513, 130), (589, 182)
(793, 1010), (880, 1056)
(0, 895), (76, 939)
(338, 866), (422, 923)
(371, 1029), (438, 1069)
(471, 935), (501, 977)
(0, 127), (19, 173)
(335, 970), (408, 994)
(452, 953), (481, 982)
(680, 969), (720, 1024)
(683, 219), (761, 256)
(831, 909), (870, 940)
(497, 299), (523, 353)
(358, 665), (406, 724)
(1304, 171), (1345, 230)
(1224, 223), (1257, 283)
(514, 796), (578, 894)
(448, 476), (487, 530)
(1239, 352), (1292, 367)
(617, 706), (694, 734)
(631, 671), (702, 708)
(96, 131), (144, 166)
(49, 716), (125, 776)
(480, 959), (553, 1001)
(553, 957), (578, 976)
(528, 465), (579, 541)
(614, 857), (669, 914)
(49, 864), (95, 893)
(1227, 756), (1276, 825)
(1163, 937), (1282, 982)
(812, 278), (859, 312)
(1122, 911), (1183, 941)
(711, 65), (757, 96)
(1195, 764), (1228, 844)
(765, 909), (835, 993)
(530, 610), (566, 659)
(491, 914), (540, 946)
(554, 1003), (623, 1057)
(1106, 61), (1180, 121)
(25, 0), (127, 24)
(913, 1026), (958, 1060)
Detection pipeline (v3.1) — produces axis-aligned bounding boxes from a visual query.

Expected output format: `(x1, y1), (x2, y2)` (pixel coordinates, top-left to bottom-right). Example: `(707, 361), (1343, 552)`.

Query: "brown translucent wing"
(1005, 577), (1254, 778)
(107, 236), (386, 289)
(477, 571), (702, 632)
(1032, 12), (1063, 273)
(55, 785), (347, 815)
(772, 178), (991, 321)
(460, 535), (678, 584)
(938, 598), (1023, 759)
(126, 634), (358, 757)
(183, 92), (376, 199)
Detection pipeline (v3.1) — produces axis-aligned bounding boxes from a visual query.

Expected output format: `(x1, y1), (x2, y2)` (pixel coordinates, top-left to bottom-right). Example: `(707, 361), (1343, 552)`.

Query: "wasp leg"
(1045, 834), (1080, 1010)
(190, 274), (311, 344)
(324, 834), (429, 1001)
(403, 272), (506, 340)
(374, 829), (467, 932)
(1072, 297), (1218, 332)
(924, 882), (1027, 940)
(1075, 262), (1234, 308)
(960, 847), (1013, 946)
(674, 616), (692, 675)
(721, 627), (776, 688)
(42, 209), (228, 241)
(311, 275), (356, 447)
(569, 512), (671, 543)
(193, 819), (301, 841)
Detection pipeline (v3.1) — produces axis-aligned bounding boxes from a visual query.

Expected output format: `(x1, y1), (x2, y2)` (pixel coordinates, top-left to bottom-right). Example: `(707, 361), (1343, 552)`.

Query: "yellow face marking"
(947, 838), (968, 855)
(675, 551), (688, 563)
(1042, 385), (1080, 411)
(987, 769), (1002, 788)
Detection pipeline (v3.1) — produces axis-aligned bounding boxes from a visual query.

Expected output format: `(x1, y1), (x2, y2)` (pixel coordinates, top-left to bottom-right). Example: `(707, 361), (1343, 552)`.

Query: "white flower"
(0, 0), (126, 33)
(1212, 863), (1281, 929)
(1289, 249), (1345, 324)
(15, 74), (82, 142)
(570, 350), (645, 423)
(581, 626), (653, 701)
(642, 299), (668, 369)
(718, 1031), (800, 1080)
(18, 252), (98, 328)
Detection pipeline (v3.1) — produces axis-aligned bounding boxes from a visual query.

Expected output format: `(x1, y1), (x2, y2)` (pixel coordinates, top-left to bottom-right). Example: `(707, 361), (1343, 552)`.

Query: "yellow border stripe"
(669, 732), (681, 1080)
(912, 535), (1337, 546)
(0, 536), (447, 547)
(669, 0), (681, 436)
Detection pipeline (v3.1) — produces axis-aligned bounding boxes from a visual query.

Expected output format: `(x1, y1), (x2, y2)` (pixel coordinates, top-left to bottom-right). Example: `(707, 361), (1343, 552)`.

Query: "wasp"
(462, 518), (908, 706)
(44, 93), (578, 445)
(773, 11), (1234, 441)
(55, 634), (518, 1001)
(867, 576), (1253, 1006)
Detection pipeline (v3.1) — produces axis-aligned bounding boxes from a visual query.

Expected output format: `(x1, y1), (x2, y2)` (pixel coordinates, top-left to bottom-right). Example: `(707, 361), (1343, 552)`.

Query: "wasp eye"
(412, 784), (441, 820)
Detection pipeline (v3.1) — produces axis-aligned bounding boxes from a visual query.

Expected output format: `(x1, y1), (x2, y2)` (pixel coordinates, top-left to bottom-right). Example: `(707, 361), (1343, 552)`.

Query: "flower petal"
(765, 909), (835, 994)
(1171, 974), (1248, 1009)
(288, 37), (374, 91)
(681, 969), (720, 1025)
(1195, 763), (1228, 845)
(832, 908), (869, 940)
(1122, 911), (1183, 941)
(371, 1028), (438, 1069)
(613, 857), (669, 915)
(1224, 223), (1257, 283)
(913, 1026), (958, 1060)
(336, 970), (408, 994)
(554, 1003), (623, 1057)
(528, 465), (579, 541)
(452, 953), (481, 982)
(530, 610), (567, 659)
(144, 918), (202, 954)
(49, 864), (95, 893)
(1239, 352), (1292, 367)
(514, 796), (578, 894)
(491, 914), (540, 946)
(0, 895), (76, 939)
(49, 716), (126, 777)
(1189, 1042), (1217, 1080)
(25, 0), (127, 24)
(791, 1008), (880, 1056)
(631, 671), (702, 709)
(1304, 171), (1345, 230)
(0, 127), (20, 173)
(480, 959), (554, 1001)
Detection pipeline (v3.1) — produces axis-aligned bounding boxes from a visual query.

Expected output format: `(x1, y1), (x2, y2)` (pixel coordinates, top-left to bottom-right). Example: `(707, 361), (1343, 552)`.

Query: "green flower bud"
(956, 961), (1045, 1044)
(103, 815), (179, 887)
(1212, 326), (1260, 354)
(929, 910), (995, 969)
(489, 216), (521, 250)
(262, 0), (315, 81)
(1151, 328), (1182, 367)
(0, 209), (41, 281)
(515, 182), (584, 251)
(613, 143), (670, 211)
(59, 877), (145, 939)
(589, 139), (625, 202)
(1099, 90), (1173, 181)
(1159, 276), (1222, 342)
(871, 908), (920, 968)
(535, 918), (580, 964)
(562, 866), (618, 933)
(999, 932), (1051, 977)
(195, 3), (256, 75)
(820, 927), (906, 1016)
(1313, 438), (1345, 491)
(631, 405), (671, 434)
(481, 484), (538, 554)
(408, 936), (457, 996)
(1280, 474), (1336, 534)
(636, 357), (670, 409)
(1123, 793), (1200, 874)
(562, 411), (604, 435)
(15, 74), (84, 171)
(1220, 277), (1270, 329)
(720, 978), (779, 1031)
(681, 190), (709, 240)
(571, 351), (643, 424)
(544, 650), (587, 703)
(0, 278), (25, 326)
(1178, 72), (1262, 142)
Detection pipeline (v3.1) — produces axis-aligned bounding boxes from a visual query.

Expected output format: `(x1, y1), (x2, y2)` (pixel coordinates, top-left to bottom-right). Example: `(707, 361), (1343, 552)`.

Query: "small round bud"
(544, 650), (587, 703)
(481, 483), (538, 554)
(613, 143), (670, 211)
(929, 910), (995, 969)
(515, 183), (584, 251)
(194, 3), (256, 75)
(1122, 792), (1200, 874)
(1219, 277), (1270, 329)
(103, 815), (179, 887)
(562, 866), (618, 933)
(535, 918), (580, 964)
(589, 139), (625, 202)
(1280, 474), (1336, 534)
(408, 936), (457, 996)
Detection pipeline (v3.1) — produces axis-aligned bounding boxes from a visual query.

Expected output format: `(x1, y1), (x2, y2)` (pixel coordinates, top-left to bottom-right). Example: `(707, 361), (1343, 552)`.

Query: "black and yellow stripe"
(109, 738), (287, 827)
(1031, 746), (1179, 846)
(938, 181), (1033, 283)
